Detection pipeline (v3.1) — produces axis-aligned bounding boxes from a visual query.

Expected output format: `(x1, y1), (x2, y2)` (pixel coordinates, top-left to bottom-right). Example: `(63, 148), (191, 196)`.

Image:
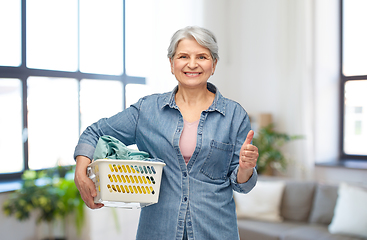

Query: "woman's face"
(170, 38), (217, 89)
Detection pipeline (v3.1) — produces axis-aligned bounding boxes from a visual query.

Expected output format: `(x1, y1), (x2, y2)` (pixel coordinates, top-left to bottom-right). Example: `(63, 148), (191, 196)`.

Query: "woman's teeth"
(185, 73), (200, 76)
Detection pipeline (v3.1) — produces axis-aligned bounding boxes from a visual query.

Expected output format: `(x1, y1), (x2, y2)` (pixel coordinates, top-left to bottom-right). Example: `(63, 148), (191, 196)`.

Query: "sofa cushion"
(234, 181), (285, 222)
(281, 181), (316, 222)
(309, 184), (338, 224)
(282, 225), (366, 240)
(237, 219), (305, 240)
(328, 183), (367, 238)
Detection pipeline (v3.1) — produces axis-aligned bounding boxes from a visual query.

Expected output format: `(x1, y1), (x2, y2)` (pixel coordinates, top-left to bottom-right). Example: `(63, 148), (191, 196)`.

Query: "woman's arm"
(73, 98), (143, 208)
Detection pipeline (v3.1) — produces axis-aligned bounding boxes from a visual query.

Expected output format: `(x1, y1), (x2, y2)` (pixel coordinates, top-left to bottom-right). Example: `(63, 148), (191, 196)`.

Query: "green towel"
(93, 135), (149, 160)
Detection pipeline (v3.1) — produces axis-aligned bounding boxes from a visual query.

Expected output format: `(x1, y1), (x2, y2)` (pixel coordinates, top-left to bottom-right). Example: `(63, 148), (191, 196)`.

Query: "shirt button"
(188, 222), (192, 227)
(183, 197), (187, 202)
(183, 172), (187, 177)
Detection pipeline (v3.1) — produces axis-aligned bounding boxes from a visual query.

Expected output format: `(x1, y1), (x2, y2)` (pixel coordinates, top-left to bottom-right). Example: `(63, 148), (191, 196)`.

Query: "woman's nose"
(187, 58), (197, 68)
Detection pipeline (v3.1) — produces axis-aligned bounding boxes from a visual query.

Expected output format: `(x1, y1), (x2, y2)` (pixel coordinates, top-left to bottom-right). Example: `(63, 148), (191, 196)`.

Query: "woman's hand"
(75, 156), (104, 209)
(237, 130), (259, 184)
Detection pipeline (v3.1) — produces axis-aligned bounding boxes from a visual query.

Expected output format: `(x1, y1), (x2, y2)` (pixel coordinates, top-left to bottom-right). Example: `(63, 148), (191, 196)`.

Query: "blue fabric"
(74, 82), (257, 240)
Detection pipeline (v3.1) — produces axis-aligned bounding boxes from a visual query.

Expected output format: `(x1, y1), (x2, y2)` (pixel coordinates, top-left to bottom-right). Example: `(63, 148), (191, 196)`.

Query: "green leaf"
(253, 123), (303, 174)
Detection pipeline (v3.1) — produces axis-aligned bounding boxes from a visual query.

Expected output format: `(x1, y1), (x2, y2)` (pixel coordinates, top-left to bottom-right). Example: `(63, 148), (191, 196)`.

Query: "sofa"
(234, 178), (367, 240)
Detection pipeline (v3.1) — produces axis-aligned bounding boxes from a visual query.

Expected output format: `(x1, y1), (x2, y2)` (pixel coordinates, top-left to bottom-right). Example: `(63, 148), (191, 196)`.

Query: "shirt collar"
(161, 82), (226, 116)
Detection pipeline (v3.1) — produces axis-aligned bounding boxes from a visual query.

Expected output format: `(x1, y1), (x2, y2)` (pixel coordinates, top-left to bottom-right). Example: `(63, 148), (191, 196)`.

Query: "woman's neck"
(175, 84), (215, 122)
(175, 84), (213, 106)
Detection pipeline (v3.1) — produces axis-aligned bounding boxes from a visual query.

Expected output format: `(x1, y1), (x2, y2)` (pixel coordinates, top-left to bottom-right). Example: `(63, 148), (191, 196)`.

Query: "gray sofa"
(237, 179), (367, 240)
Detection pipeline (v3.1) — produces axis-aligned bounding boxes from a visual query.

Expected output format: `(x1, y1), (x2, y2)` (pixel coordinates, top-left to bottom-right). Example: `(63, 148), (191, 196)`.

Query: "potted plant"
(2, 166), (85, 240)
(253, 123), (303, 175)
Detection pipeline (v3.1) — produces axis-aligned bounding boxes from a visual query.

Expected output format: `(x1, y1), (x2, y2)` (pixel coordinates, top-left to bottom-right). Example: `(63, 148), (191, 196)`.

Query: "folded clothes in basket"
(93, 135), (150, 161)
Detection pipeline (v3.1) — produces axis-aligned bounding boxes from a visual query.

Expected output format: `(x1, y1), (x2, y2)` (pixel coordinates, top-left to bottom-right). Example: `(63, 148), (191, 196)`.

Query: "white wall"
(202, 0), (315, 179)
(313, 0), (340, 164)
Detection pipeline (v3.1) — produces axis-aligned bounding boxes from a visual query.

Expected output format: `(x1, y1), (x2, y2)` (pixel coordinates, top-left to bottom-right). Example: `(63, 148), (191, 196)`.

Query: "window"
(0, 0), (145, 179)
(27, 77), (79, 169)
(340, 0), (367, 159)
(0, 79), (23, 174)
(0, 1), (21, 67)
(26, 0), (78, 71)
(80, 80), (123, 131)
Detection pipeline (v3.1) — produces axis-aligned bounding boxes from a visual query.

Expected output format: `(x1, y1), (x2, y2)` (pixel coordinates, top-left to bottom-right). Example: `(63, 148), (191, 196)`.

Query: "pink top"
(179, 119), (199, 164)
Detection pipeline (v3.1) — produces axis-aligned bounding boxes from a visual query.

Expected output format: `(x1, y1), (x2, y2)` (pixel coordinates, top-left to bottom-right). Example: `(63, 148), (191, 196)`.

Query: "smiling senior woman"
(74, 26), (258, 240)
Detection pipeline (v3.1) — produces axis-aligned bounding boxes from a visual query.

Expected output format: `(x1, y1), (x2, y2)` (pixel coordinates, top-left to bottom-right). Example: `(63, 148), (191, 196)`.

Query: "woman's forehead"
(175, 38), (211, 55)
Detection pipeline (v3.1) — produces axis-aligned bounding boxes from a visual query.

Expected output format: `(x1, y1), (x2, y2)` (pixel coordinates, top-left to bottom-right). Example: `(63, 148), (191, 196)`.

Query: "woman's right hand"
(75, 156), (104, 209)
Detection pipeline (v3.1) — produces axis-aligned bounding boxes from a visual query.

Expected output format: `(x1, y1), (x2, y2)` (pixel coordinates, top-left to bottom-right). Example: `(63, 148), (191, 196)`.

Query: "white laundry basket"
(87, 159), (165, 208)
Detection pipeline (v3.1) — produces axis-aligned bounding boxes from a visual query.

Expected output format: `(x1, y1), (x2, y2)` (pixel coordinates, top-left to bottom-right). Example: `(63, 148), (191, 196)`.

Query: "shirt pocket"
(200, 140), (234, 180)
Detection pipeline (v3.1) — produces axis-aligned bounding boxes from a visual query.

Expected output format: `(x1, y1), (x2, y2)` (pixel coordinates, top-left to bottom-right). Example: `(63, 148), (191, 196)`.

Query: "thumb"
(244, 130), (254, 145)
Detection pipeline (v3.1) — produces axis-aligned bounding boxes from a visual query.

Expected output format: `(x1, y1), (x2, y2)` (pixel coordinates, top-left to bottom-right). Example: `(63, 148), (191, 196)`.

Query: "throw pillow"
(328, 182), (367, 238)
(280, 181), (316, 222)
(309, 184), (338, 224)
(233, 181), (285, 222)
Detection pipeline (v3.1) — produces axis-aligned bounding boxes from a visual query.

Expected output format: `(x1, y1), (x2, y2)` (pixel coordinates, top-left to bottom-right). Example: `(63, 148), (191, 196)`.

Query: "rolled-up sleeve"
(73, 143), (96, 161)
(230, 166), (257, 193)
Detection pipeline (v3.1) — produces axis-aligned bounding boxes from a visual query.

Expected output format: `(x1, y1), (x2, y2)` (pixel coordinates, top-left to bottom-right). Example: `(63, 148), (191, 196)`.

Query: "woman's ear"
(212, 59), (218, 75)
(169, 58), (174, 74)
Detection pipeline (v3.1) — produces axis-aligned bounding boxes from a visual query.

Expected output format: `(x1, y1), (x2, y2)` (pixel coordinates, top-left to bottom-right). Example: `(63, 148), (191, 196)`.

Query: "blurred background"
(0, 0), (366, 239)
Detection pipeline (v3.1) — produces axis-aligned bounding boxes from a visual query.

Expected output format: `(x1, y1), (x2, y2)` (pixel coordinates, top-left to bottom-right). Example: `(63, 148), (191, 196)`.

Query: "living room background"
(0, 0), (366, 239)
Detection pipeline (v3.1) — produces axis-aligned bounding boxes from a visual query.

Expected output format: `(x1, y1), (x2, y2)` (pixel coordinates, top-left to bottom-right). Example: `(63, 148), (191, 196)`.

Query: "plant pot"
(36, 219), (65, 240)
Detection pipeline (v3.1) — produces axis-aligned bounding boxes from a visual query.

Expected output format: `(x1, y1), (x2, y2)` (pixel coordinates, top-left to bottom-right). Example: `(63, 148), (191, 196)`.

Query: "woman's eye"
(198, 56), (207, 60)
(179, 56), (187, 59)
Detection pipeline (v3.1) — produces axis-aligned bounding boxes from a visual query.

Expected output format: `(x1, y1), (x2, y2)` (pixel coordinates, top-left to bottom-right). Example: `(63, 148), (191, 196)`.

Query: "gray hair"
(167, 26), (219, 62)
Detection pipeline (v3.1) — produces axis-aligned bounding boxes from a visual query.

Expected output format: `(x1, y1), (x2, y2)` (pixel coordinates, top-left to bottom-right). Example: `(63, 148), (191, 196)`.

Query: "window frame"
(0, 0), (145, 180)
(339, 0), (367, 161)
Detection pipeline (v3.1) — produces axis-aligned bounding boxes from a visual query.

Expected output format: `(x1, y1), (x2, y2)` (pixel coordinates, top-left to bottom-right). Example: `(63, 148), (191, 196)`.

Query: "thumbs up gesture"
(237, 130), (259, 183)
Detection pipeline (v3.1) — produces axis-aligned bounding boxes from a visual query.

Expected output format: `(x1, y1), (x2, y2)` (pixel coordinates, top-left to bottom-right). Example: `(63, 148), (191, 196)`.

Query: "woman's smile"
(184, 72), (201, 77)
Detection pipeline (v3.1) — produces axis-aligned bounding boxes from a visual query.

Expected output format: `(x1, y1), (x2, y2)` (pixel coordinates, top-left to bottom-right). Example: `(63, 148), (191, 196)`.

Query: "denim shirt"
(74, 82), (257, 240)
